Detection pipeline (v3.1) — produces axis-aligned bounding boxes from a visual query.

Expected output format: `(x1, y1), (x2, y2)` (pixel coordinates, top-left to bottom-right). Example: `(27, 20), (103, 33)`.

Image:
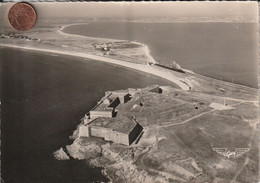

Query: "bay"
(1, 47), (174, 183)
(63, 22), (258, 88)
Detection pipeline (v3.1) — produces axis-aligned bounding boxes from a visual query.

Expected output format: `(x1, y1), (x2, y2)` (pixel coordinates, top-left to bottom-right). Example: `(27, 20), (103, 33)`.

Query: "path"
(154, 101), (246, 129)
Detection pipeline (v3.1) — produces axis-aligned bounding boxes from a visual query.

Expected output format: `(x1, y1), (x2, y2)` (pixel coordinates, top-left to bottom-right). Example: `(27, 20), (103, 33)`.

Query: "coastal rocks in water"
(70, 123), (81, 140)
(53, 148), (70, 160)
(66, 138), (102, 160)
(53, 84), (258, 182)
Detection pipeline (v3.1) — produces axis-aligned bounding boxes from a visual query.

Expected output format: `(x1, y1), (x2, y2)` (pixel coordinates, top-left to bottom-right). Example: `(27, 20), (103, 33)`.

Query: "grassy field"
(3, 23), (257, 183)
(60, 84), (258, 182)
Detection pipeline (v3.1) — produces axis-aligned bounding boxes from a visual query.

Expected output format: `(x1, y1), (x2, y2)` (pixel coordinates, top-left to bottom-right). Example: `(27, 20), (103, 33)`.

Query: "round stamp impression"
(8, 3), (37, 31)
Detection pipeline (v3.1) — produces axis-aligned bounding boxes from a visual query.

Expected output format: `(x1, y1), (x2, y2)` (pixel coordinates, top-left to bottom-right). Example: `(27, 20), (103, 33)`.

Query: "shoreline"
(58, 23), (157, 64)
(54, 84), (258, 183)
(0, 43), (190, 90)
(1, 23), (256, 90)
(2, 23), (258, 183)
(1, 22), (258, 93)
(59, 23), (258, 90)
(1, 43), (257, 92)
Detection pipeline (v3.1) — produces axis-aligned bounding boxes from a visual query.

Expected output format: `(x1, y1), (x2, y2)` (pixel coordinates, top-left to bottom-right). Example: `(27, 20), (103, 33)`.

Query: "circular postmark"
(8, 3), (37, 31)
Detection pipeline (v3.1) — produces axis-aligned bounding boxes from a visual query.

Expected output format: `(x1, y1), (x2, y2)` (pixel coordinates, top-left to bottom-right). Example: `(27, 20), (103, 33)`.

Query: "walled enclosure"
(128, 123), (143, 145)
(89, 109), (114, 119)
(79, 90), (146, 146)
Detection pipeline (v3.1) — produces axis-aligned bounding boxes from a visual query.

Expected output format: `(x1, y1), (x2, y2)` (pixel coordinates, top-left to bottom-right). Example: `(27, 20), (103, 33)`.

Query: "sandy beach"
(1, 43), (190, 90)
(59, 23), (157, 63)
(1, 23), (257, 92)
(1, 23), (258, 183)
(0, 23), (192, 90)
(1, 3), (258, 182)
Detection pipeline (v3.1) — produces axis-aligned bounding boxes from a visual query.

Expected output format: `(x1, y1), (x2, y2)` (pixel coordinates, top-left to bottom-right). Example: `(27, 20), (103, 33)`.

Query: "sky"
(0, 2), (258, 22)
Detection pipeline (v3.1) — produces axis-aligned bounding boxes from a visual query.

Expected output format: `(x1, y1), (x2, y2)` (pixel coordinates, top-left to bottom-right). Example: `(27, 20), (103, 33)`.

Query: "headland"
(1, 22), (258, 183)
(54, 84), (258, 182)
(0, 24), (191, 90)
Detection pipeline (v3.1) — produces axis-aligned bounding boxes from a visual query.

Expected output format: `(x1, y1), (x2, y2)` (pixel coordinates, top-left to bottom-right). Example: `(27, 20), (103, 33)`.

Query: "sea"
(1, 21), (258, 183)
(1, 47), (173, 183)
(63, 22), (258, 88)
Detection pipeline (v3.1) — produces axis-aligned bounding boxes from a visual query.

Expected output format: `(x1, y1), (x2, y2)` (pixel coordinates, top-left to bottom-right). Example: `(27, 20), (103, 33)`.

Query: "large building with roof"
(79, 116), (143, 146)
(78, 88), (163, 146)
(89, 92), (130, 119)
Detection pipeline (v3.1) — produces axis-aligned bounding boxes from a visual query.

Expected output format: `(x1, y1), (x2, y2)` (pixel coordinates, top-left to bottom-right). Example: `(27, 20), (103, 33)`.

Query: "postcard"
(0, 1), (259, 183)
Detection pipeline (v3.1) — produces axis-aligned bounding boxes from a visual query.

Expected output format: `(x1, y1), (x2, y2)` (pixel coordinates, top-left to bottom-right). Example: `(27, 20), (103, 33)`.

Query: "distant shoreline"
(0, 23), (192, 90)
(59, 23), (258, 90)
(0, 43), (190, 90)
(59, 23), (157, 64)
(0, 22), (257, 90)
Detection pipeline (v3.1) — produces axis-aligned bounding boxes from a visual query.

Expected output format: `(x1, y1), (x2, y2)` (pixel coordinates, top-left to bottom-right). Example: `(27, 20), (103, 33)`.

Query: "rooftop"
(89, 116), (137, 134)
(92, 103), (113, 111)
(92, 95), (118, 112)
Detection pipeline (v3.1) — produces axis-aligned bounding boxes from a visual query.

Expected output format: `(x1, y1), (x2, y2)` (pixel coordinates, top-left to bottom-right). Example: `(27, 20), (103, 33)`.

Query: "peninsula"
(54, 83), (258, 182)
(1, 21), (258, 182)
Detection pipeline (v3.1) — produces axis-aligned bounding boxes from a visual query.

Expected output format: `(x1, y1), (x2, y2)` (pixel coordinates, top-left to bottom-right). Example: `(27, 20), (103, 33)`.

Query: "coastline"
(1, 22), (258, 92)
(54, 84), (258, 183)
(1, 43), (257, 92)
(0, 43), (190, 90)
(2, 23), (259, 183)
(59, 23), (258, 90)
(0, 22), (257, 93)
(58, 23), (157, 64)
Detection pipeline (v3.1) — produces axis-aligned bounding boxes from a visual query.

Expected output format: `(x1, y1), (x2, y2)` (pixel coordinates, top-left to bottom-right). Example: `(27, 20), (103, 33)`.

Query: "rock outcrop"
(53, 148), (70, 160)
(66, 138), (102, 160)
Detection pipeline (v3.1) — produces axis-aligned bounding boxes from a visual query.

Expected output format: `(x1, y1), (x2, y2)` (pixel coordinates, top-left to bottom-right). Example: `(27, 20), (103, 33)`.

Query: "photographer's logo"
(213, 148), (249, 159)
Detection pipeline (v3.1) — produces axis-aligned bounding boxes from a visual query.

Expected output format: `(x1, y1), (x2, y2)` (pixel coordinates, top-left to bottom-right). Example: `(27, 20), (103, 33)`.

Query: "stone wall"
(79, 125), (90, 137)
(79, 119), (143, 146)
(108, 97), (120, 108)
(114, 132), (129, 145)
(128, 123), (143, 145)
(90, 126), (112, 139)
(90, 126), (129, 145)
(119, 93), (131, 103)
(148, 86), (161, 93)
(90, 110), (113, 119)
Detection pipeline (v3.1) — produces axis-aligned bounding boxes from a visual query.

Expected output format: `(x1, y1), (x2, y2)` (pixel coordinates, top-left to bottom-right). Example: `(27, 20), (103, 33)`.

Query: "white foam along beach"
(55, 23), (260, 90)
(0, 23), (192, 90)
(1, 43), (190, 90)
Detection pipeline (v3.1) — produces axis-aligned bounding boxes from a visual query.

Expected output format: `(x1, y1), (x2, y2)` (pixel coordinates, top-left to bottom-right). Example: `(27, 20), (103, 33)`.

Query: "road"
(153, 101), (246, 129)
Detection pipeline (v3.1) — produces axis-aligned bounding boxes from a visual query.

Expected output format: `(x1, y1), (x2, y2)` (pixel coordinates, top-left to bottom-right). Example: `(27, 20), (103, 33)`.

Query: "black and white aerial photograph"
(0, 1), (259, 183)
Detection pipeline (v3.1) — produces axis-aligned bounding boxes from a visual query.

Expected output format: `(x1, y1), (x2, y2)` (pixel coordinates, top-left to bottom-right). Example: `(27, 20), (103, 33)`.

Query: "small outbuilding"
(146, 85), (162, 93)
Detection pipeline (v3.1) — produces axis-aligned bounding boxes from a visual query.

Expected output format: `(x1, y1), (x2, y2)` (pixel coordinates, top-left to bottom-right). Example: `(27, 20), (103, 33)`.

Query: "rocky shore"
(54, 84), (258, 183)
(1, 21), (258, 183)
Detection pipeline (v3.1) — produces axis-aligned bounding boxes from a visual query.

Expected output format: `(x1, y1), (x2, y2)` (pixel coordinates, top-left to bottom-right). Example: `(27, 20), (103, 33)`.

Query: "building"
(105, 91), (131, 103)
(146, 85), (162, 93)
(112, 92), (131, 103)
(89, 107), (115, 119)
(89, 92), (130, 119)
(89, 97), (120, 119)
(79, 116), (143, 146)
(80, 90), (143, 146)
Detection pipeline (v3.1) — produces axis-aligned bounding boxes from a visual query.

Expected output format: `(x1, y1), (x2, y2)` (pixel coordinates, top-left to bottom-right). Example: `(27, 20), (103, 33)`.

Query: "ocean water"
(1, 47), (174, 183)
(63, 22), (258, 88)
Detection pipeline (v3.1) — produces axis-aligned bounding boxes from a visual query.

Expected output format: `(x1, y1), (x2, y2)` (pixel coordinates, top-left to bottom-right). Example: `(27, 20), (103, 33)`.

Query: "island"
(1, 21), (258, 183)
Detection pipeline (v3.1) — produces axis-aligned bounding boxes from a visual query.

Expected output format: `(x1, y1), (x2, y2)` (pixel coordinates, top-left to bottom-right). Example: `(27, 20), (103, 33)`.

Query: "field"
(1, 21), (258, 183)
(59, 85), (258, 183)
